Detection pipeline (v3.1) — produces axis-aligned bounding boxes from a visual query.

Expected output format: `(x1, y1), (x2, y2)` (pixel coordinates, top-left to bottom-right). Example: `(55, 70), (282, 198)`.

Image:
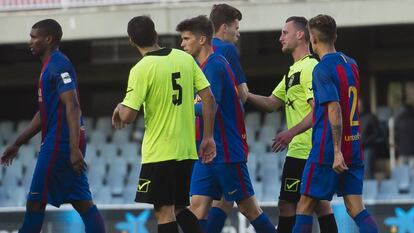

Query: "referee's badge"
(137, 179), (151, 193)
(284, 178), (300, 192)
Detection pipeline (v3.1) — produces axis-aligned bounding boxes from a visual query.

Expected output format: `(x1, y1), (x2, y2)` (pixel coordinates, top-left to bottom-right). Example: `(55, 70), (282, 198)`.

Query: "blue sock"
(353, 209), (379, 233)
(80, 205), (106, 233)
(206, 207), (227, 233)
(19, 211), (45, 233)
(199, 219), (207, 233)
(292, 214), (313, 233)
(250, 213), (277, 233)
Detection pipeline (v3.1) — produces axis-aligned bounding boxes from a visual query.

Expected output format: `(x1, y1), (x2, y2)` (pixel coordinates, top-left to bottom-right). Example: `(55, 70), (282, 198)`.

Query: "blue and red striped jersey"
(309, 52), (362, 165)
(212, 38), (246, 85)
(196, 53), (248, 163)
(38, 50), (85, 153)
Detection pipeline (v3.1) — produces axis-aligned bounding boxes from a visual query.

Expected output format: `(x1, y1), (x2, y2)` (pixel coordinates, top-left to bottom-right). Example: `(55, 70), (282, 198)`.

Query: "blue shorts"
(27, 149), (92, 207)
(300, 161), (364, 201)
(190, 161), (254, 202)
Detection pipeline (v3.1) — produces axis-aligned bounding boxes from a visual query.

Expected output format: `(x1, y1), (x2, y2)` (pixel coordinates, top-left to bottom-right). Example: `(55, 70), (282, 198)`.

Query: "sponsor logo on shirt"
(61, 72), (72, 84)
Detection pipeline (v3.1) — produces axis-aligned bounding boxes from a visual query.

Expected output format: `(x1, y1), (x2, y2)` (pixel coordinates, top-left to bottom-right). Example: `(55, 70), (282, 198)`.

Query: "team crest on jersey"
(61, 72), (72, 84)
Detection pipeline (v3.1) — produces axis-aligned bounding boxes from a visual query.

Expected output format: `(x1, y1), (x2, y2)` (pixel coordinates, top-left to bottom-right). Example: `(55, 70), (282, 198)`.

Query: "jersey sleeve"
(55, 66), (76, 95)
(225, 44), (246, 85)
(204, 62), (224, 104)
(122, 65), (147, 111)
(272, 77), (286, 103)
(301, 59), (317, 101)
(193, 60), (211, 92)
(313, 64), (339, 104)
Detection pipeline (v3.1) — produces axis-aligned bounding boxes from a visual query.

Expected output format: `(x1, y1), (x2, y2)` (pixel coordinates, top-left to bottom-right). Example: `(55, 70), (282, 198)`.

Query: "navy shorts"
(27, 149), (92, 207)
(300, 161), (364, 201)
(190, 161), (254, 202)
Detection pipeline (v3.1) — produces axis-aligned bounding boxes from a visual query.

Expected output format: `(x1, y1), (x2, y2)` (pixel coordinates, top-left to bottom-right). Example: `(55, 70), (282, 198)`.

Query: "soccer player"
(247, 17), (337, 233)
(111, 16), (216, 233)
(0, 19), (105, 233)
(176, 15), (277, 233)
(206, 4), (249, 231)
(210, 3), (248, 102)
(292, 14), (379, 233)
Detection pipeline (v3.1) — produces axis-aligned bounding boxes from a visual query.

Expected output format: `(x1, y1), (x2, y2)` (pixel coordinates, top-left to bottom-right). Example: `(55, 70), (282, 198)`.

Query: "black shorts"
(279, 156), (307, 203)
(135, 159), (195, 206)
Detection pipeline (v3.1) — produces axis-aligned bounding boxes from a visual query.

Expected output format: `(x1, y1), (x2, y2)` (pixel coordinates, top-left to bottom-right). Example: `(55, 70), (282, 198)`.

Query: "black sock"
(318, 213), (338, 233)
(158, 221), (179, 233)
(277, 215), (296, 233)
(176, 208), (202, 233)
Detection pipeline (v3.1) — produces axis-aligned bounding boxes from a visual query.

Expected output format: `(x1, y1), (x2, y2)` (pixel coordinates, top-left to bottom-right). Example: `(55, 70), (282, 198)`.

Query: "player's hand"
(271, 130), (294, 153)
(198, 137), (216, 164)
(332, 150), (348, 173)
(70, 148), (87, 175)
(1, 144), (19, 166)
(112, 104), (125, 129)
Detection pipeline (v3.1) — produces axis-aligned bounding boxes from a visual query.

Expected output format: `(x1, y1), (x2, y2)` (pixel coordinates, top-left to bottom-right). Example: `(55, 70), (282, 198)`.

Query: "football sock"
(198, 219), (207, 233)
(206, 207), (227, 233)
(292, 214), (313, 233)
(250, 213), (277, 233)
(353, 209), (379, 233)
(277, 215), (295, 233)
(318, 213), (338, 233)
(158, 221), (179, 233)
(80, 205), (106, 233)
(19, 211), (45, 233)
(176, 208), (202, 233)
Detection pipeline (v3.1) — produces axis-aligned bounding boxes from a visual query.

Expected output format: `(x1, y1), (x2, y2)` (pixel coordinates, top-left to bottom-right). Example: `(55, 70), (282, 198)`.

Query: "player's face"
(223, 20), (240, 43)
(29, 28), (49, 57)
(180, 31), (202, 56)
(279, 21), (299, 54)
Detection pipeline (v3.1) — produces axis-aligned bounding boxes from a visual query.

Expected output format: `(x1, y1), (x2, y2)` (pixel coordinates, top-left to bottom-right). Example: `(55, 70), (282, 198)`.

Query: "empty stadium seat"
(112, 129), (131, 145)
(245, 112), (261, 130)
(363, 179), (378, 200)
(89, 129), (108, 145)
(378, 179), (399, 199)
(95, 116), (113, 134)
(391, 165), (410, 192)
(258, 125), (277, 145)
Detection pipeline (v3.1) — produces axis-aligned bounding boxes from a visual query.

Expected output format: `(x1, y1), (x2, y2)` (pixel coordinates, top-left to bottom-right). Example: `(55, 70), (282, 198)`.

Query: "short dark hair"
(32, 19), (62, 44)
(127, 16), (157, 47)
(209, 4), (242, 32)
(286, 16), (309, 41)
(176, 15), (214, 43)
(308, 14), (337, 44)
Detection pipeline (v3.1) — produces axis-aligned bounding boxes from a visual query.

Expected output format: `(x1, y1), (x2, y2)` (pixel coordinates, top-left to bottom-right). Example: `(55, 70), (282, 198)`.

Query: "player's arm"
(1, 112), (41, 166)
(272, 99), (314, 152)
(327, 101), (348, 173)
(237, 83), (249, 103)
(247, 93), (283, 113)
(113, 104), (138, 127)
(197, 87), (216, 164)
(60, 90), (87, 174)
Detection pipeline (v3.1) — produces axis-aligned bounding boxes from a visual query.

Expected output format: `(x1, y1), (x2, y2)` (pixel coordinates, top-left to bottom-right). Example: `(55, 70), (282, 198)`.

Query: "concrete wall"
(1, 0), (413, 44)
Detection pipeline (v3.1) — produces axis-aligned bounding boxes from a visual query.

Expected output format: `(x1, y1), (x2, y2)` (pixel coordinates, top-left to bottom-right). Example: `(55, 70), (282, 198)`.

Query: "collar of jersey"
(145, 47), (172, 56)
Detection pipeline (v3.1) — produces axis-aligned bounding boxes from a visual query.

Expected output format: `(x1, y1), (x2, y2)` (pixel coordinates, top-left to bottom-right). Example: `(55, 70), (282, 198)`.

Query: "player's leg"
(236, 196), (277, 233)
(173, 159), (203, 233)
(186, 160), (219, 232)
(314, 200), (338, 233)
(154, 205), (179, 233)
(277, 157), (307, 233)
(72, 200), (106, 233)
(293, 195), (318, 233)
(217, 163), (276, 233)
(19, 150), (53, 233)
(19, 201), (46, 233)
(343, 195), (378, 233)
(340, 164), (378, 233)
(206, 198), (234, 233)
